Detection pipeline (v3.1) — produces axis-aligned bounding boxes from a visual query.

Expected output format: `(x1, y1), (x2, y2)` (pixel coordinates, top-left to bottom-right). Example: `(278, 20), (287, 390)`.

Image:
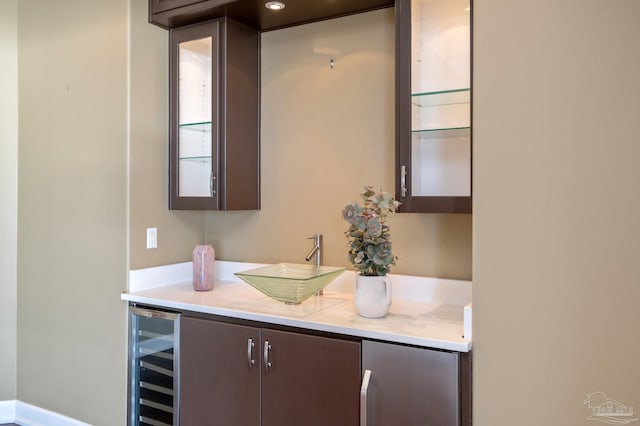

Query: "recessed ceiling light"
(265, 1), (285, 10)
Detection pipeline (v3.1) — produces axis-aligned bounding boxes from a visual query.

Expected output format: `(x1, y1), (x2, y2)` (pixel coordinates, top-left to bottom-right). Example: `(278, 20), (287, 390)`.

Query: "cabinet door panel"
(169, 21), (220, 210)
(362, 340), (460, 426)
(180, 317), (260, 426)
(262, 329), (361, 426)
(395, 0), (472, 213)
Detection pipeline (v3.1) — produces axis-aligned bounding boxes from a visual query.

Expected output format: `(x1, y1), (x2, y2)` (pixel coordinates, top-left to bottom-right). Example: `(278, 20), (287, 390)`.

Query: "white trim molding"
(0, 400), (90, 426)
(0, 400), (16, 423)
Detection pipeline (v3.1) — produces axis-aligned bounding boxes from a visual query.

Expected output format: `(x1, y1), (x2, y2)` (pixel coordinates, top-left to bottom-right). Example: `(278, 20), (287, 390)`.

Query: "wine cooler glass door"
(129, 307), (180, 426)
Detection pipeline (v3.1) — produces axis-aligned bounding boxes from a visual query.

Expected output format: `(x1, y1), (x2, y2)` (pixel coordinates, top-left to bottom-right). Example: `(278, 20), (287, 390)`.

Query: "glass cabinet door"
(170, 21), (220, 210)
(396, 0), (472, 213)
(178, 36), (214, 197)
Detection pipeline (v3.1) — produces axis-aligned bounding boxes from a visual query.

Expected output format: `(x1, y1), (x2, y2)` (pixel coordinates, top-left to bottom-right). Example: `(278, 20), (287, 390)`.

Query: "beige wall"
(8, 1), (468, 425)
(17, 1), (128, 424)
(204, 9), (472, 280)
(129, 0), (205, 270)
(473, 0), (640, 424)
(11, 0), (639, 424)
(0, 0), (18, 402)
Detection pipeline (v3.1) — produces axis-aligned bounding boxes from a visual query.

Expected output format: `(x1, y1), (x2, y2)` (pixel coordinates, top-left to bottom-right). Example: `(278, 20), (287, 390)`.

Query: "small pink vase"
(192, 245), (214, 291)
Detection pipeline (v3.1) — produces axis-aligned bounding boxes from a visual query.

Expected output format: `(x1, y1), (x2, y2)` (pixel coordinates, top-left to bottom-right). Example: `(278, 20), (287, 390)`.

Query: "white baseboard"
(0, 400), (16, 423)
(0, 400), (90, 426)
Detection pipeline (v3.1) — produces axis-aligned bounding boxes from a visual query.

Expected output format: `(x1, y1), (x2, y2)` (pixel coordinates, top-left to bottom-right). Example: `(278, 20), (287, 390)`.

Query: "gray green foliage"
(342, 186), (400, 276)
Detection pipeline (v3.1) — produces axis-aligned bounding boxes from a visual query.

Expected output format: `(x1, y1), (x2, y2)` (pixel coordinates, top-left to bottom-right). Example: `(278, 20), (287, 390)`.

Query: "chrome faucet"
(305, 234), (323, 295)
(305, 234), (323, 266)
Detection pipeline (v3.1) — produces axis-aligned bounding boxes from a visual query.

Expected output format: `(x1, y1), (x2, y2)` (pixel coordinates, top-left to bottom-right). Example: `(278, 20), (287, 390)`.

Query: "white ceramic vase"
(354, 275), (392, 318)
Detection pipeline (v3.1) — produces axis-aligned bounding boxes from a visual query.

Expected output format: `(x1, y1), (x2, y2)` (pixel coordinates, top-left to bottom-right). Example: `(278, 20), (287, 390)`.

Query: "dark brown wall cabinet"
(169, 18), (259, 210)
(395, 0), (472, 213)
(149, 0), (394, 32)
(150, 0), (207, 14)
(180, 316), (361, 425)
(362, 340), (471, 426)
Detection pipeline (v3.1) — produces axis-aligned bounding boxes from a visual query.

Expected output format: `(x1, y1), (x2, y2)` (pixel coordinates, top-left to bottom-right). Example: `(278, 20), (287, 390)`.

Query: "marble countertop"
(121, 261), (472, 352)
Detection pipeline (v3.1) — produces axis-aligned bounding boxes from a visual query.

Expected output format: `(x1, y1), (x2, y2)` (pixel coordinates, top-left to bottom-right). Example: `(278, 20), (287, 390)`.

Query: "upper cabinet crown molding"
(149, 0), (395, 31)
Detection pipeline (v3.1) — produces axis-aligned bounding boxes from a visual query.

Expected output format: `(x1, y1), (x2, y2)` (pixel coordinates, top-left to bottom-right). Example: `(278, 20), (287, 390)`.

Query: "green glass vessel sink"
(235, 263), (345, 305)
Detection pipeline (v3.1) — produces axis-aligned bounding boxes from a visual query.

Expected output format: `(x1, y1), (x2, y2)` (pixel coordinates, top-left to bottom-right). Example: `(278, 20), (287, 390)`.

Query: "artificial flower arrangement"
(341, 186), (400, 276)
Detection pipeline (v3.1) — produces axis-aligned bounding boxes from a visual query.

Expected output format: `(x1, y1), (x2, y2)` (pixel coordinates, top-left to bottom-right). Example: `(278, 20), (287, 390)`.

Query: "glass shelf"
(412, 88), (470, 107)
(179, 121), (212, 132)
(412, 126), (470, 136)
(179, 155), (212, 161)
(178, 127), (212, 162)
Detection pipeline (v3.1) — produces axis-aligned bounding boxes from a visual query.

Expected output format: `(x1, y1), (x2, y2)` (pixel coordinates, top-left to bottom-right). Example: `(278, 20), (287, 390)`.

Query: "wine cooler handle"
(130, 306), (179, 321)
(247, 338), (255, 371)
(264, 340), (272, 373)
(360, 369), (372, 426)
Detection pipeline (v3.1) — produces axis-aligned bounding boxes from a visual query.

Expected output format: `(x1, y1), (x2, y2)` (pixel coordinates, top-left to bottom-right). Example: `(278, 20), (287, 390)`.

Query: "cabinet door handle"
(210, 173), (217, 196)
(263, 340), (272, 373)
(360, 369), (372, 426)
(400, 165), (408, 198)
(247, 338), (255, 371)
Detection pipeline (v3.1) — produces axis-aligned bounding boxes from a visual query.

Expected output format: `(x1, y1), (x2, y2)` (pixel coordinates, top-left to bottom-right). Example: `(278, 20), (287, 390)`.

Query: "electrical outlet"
(146, 227), (158, 249)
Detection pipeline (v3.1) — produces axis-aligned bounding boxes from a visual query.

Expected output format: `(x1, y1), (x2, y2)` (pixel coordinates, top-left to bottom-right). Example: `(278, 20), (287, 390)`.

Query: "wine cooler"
(129, 306), (180, 426)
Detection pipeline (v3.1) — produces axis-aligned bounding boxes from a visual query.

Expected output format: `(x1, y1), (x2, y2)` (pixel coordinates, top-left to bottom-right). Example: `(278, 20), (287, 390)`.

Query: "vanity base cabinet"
(261, 329), (361, 426)
(180, 316), (361, 426)
(180, 317), (260, 426)
(362, 340), (470, 426)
